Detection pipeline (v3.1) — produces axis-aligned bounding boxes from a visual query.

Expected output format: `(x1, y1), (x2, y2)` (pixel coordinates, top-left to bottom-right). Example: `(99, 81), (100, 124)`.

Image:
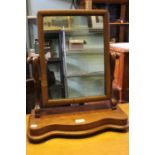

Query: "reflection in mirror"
(43, 15), (105, 99)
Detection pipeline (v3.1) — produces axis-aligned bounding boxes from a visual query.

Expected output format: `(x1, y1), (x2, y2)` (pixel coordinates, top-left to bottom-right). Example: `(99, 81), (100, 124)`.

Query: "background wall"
(28, 0), (73, 15)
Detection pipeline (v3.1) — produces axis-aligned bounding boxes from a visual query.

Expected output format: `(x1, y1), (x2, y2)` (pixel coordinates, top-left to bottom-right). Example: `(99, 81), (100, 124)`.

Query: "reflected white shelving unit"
(60, 16), (105, 98)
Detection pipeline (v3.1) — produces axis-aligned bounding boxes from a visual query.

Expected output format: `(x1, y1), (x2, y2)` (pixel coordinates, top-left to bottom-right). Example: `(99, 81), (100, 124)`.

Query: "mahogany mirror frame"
(37, 10), (111, 107)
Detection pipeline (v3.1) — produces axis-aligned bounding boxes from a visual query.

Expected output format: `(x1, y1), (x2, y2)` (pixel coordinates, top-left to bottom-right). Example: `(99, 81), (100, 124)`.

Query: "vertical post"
(119, 4), (126, 42)
(85, 0), (92, 10)
(32, 57), (41, 118)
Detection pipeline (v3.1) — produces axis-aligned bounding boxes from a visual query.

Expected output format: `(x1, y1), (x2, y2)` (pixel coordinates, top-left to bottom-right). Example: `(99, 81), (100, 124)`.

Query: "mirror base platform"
(28, 104), (128, 143)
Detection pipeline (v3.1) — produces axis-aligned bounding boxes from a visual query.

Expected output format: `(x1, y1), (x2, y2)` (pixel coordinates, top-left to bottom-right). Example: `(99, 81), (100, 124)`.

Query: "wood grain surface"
(26, 103), (129, 155)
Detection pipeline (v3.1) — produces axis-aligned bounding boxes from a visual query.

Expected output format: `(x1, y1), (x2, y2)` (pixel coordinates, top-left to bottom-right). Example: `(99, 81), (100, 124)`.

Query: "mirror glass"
(43, 15), (105, 99)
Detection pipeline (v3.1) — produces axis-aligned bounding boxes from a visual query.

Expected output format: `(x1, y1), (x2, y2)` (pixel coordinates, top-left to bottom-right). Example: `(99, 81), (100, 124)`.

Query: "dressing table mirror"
(28, 10), (128, 143)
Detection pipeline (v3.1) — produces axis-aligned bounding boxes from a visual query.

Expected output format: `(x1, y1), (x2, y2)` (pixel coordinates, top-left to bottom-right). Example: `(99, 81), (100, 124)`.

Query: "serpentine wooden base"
(28, 105), (128, 143)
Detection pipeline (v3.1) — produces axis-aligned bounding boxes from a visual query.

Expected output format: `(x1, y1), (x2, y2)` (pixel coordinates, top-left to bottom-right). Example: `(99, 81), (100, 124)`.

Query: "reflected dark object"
(47, 68), (56, 86)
